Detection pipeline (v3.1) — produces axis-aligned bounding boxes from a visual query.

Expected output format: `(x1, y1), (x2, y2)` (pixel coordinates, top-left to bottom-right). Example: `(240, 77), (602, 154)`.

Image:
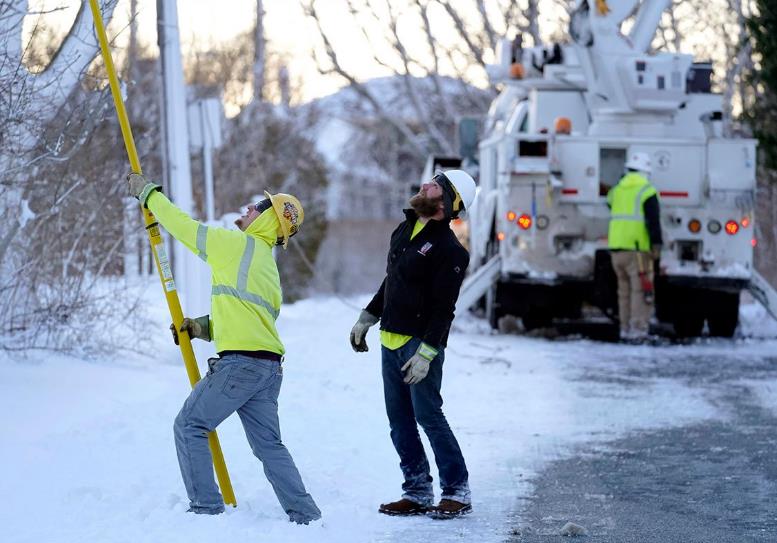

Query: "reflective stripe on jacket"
(607, 172), (658, 251)
(147, 191), (284, 355)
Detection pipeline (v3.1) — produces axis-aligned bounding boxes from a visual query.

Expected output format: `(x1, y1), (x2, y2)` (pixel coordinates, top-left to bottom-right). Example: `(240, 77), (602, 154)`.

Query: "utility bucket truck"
(453, 0), (761, 337)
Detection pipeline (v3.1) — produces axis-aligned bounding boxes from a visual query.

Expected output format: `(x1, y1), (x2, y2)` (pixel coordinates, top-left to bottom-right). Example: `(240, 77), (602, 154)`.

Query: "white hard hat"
(625, 152), (652, 174)
(439, 169), (477, 216)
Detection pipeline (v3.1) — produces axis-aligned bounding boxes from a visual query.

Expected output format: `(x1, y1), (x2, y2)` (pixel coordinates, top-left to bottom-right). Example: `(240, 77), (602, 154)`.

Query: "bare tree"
(1, 1), (118, 266)
(301, 0), (547, 159)
(0, 1), (155, 354)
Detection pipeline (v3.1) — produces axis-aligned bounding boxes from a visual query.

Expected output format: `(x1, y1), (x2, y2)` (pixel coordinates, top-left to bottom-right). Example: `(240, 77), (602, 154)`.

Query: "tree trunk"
(253, 0), (265, 102)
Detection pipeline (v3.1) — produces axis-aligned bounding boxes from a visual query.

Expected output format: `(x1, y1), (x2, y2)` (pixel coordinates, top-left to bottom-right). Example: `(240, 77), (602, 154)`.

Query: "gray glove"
(349, 310), (379, 352)
(126, 172), (161, 208)
(170, 315), (211, 345)
(651, 243), (662, 261)
(401, 342), (438, 385)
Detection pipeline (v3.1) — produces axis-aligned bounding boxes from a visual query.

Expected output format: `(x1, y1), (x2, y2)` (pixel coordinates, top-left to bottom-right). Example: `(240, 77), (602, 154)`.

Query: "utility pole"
(188, 98), (223, 222)
(157, 0), (197, 304)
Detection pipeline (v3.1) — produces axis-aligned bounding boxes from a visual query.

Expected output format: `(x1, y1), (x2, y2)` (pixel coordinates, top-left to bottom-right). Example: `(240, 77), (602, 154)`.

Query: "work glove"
(401, 342), (438, 385)
(170, 315), (211, 345)
(126, 172), (162, 208)
(349, 310), (379, 352)
(650, 243), (662, 261)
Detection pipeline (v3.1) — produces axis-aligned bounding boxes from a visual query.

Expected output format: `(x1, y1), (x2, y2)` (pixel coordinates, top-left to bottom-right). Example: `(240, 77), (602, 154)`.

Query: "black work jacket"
(365, 210), (469, 348)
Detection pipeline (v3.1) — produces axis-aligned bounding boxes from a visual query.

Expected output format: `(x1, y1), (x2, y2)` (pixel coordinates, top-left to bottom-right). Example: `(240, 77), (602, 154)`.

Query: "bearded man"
(349, 170), (477, 519)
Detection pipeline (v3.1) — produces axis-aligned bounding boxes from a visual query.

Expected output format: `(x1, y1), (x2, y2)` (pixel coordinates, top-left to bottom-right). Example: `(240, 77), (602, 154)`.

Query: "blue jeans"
(173, 354), (320, 522)
(381, 338), (470, 506)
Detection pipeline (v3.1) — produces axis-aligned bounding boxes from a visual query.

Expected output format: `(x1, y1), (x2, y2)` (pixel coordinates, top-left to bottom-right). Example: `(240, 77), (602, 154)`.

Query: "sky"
(27, 0), (421, 103)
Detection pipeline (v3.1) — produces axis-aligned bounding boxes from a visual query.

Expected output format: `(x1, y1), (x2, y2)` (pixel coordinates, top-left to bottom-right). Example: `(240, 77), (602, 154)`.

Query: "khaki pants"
(611, 250), (653, 336)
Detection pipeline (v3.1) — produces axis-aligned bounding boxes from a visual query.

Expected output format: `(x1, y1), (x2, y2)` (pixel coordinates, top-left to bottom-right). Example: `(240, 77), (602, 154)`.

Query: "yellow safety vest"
(607, 172), (658, 252)
(147, 191), (285, 355)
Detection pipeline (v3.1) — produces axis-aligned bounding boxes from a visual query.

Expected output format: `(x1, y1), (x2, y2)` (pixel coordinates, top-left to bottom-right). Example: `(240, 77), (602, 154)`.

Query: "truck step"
(748, 271), (777, 322)
(456, 255), (502, 314)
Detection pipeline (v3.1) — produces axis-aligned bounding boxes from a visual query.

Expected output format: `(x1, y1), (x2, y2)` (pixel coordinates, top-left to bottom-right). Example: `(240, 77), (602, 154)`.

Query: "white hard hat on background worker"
(625, 152), (652, 175)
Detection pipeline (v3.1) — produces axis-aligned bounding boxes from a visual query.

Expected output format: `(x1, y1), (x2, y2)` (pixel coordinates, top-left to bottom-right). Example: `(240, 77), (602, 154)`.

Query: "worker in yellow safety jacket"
(126, 173), (321, 524)
(606, 152), (663, 341)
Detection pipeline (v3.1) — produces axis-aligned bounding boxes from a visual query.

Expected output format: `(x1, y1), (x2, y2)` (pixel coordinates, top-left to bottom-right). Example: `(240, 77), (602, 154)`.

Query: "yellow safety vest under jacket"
(607, 172), (658, 252)
(147, 191), (284, 355)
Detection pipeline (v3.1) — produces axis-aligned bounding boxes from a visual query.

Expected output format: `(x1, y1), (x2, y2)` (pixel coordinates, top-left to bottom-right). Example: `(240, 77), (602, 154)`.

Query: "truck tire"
(477, 231), (499, 316)
(673, 313), (704, 338)
(486, 283), (500, 330)
(522, 307), (552, 331)
(707, 292), (740, 338)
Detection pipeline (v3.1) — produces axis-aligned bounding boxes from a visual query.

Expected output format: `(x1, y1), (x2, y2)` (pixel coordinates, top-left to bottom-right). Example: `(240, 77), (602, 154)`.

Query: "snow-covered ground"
(2, 288), (776, 543)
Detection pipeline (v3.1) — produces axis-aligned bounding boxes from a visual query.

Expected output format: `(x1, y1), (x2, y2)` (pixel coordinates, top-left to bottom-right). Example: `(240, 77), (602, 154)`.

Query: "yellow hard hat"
(264, 191), (304, 248)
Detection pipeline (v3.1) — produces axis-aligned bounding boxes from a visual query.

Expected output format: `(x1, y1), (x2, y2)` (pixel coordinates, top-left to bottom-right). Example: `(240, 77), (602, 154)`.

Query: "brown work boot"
(426, 499), (472, 519)
(378, 498), (430, 516)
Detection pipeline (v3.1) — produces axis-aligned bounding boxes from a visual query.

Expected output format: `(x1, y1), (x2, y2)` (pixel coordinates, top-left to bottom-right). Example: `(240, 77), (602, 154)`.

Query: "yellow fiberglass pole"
(88, 0), (236, 507)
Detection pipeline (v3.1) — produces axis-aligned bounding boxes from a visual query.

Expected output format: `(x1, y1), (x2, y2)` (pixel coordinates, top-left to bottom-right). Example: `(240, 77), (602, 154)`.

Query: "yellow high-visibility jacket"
(607, 172), (657, 252)
(147, 191), (284, 355)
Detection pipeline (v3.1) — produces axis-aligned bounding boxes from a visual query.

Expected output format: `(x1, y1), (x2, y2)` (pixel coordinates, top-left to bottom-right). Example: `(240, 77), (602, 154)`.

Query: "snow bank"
(739, 302), (777, 338)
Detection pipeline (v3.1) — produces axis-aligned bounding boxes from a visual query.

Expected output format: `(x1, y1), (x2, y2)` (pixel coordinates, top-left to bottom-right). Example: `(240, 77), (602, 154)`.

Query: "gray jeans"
(173, 354), (320, 522)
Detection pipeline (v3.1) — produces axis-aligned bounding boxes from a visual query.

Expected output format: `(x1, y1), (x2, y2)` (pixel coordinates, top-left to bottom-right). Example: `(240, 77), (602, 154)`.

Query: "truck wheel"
(673, 313), (704, 338)
(522, 307), (552, 331)
(486, 284), (500, 330)
(707, 292), (740, 338)
(477, 235), (499, 314)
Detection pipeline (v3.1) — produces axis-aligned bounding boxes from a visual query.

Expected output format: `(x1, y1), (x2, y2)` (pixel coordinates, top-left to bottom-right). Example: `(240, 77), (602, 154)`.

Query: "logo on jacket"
(418, 242), (433, 256)
(283, 202), (299, 233)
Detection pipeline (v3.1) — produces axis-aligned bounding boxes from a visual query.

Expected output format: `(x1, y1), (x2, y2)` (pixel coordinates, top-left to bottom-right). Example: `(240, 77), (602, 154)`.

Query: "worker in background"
(126, 173), (321, 524)
(350, 170), (477, 520)
(606, 152), (663, 341)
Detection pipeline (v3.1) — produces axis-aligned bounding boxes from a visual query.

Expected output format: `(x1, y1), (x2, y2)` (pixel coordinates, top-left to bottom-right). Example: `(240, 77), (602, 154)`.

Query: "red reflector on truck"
(517, 214), (532, 230)
(751, 238), (758, 247)
(561, 188), (578, 195)
(659, 191), (689, 198)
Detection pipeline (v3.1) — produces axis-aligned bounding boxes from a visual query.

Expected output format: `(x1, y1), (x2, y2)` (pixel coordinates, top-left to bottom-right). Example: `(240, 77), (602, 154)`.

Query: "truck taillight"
(741, 216), (751, 228)
(497, 231), (506, 241)
(725, 220), (739, 235)
(707, 220), (722, 234)
(506, 211), (516, 221)
(752, 238), (758, 247)
(517, 214), (532, 230)
(688, 219), (701, 233)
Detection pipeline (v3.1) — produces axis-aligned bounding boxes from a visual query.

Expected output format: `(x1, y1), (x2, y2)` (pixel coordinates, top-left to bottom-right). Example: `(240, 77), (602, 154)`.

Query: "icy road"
(1, 292), (776, 543)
